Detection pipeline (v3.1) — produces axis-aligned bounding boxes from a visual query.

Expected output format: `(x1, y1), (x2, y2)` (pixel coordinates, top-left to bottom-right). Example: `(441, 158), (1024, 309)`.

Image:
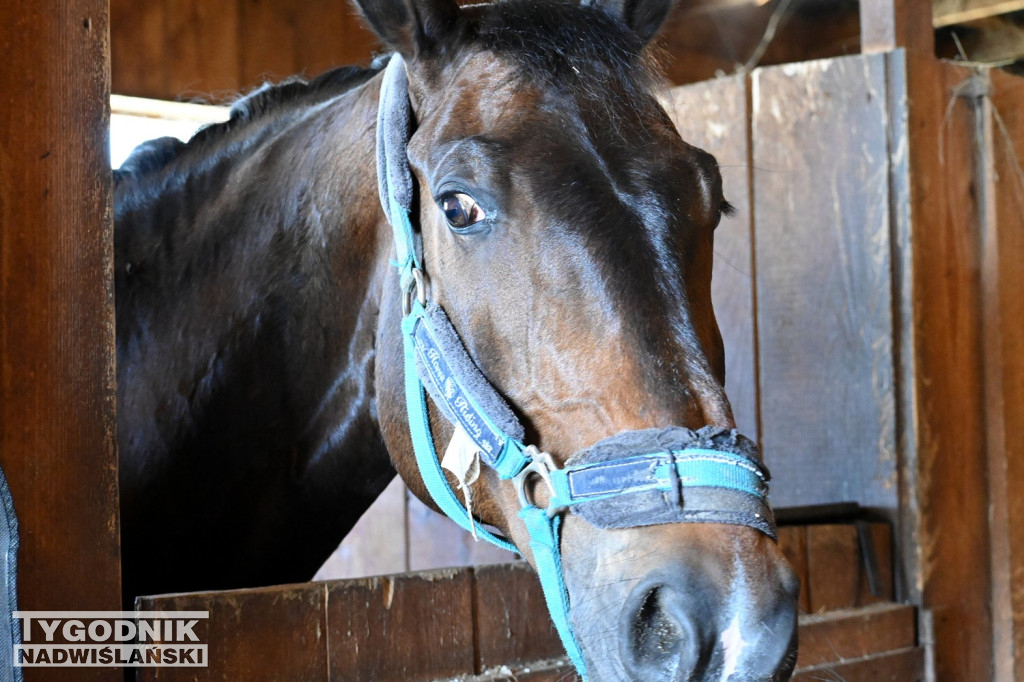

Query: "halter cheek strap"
(376, 54), (776, 679)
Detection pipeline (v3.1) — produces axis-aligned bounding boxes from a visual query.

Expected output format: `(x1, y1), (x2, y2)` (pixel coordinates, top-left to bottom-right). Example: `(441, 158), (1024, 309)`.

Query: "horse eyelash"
(720, 200), (736, 217)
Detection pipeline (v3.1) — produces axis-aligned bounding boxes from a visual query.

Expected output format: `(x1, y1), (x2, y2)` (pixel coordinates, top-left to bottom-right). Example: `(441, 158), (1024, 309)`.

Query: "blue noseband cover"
(555, 427), (776, 539)
(376, 54), (777, 679)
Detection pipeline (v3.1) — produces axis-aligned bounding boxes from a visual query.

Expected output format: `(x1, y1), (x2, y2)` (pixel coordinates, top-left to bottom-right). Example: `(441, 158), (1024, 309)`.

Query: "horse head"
(361, 0), (799, 678)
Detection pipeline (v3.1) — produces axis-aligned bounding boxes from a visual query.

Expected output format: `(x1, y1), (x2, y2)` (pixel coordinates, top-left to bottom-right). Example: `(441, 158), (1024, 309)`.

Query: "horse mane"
(114, 64), (383, 186)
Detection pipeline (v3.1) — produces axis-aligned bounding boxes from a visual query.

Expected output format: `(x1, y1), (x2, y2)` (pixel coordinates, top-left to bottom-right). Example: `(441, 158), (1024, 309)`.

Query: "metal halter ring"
(402, 267), (427, 316)
(513, 446), (564, 517)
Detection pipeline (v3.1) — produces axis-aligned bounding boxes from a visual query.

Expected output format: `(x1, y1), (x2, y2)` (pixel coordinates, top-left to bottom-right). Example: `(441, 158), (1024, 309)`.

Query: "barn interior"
(2, 0), (1023, 680)
(108, 0), (1024, 99)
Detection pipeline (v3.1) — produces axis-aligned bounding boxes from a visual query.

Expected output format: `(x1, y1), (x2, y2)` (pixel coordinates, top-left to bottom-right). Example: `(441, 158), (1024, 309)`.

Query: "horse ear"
(584, 0), (675, 45)
(352, 0), (462, 58)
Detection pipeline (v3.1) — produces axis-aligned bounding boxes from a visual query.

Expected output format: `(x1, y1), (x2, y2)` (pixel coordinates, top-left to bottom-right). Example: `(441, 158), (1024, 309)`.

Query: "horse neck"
(115, 76), (392, 484)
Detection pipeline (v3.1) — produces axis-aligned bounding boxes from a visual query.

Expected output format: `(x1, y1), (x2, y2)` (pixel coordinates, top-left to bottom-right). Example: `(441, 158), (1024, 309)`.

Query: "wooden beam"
(889, 50), (993, 681)
(982, 67), (1024, 682)
(934, 0), (1024, 27)
(110, 94), (229, 122)
(0, 1), (122, 680)
(860, 0), (936, 54)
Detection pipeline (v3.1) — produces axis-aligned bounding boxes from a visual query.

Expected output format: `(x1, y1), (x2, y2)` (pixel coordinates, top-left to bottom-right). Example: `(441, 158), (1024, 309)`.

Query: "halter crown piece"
(376, 54), (776, 678)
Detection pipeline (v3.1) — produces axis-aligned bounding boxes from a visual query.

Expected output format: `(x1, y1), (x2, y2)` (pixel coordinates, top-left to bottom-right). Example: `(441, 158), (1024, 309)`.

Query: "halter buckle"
(513, 446), (563, 517)
(402, 267), (427, 316)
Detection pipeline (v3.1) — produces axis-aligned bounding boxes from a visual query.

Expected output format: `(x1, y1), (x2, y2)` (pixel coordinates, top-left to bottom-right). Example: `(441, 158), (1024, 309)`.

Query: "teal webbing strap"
(519, 506), (587, 676)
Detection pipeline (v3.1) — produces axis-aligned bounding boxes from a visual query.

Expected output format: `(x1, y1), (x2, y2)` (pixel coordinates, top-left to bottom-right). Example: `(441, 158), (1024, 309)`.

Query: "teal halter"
(376, 55), (776, 678)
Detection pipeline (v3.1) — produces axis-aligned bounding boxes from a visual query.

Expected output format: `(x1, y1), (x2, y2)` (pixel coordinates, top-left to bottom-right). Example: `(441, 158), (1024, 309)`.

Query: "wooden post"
(860, 0), (936, 54)
(981, 68), (1024, 682)
(891, 51), (993, 681)
(0, 1), (122, 680)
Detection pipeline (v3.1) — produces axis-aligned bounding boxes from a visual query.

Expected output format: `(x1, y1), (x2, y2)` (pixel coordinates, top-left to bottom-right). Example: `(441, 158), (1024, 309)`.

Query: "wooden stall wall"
(663, 49), (997, 681)
(140, 561), (922, 682)
(110, 0), (379, 100)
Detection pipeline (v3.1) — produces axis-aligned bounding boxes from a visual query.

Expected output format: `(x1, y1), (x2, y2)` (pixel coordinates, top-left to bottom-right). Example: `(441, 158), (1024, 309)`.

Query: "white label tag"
(442, 426), (482, 539)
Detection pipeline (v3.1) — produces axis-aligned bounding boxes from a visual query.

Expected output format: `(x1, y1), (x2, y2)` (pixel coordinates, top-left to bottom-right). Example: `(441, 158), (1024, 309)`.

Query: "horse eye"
(440, 193), (486, 230)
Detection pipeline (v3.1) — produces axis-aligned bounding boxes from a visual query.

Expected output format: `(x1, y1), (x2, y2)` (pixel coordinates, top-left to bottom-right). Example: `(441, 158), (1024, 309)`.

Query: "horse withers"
(114, 0), (798, 678)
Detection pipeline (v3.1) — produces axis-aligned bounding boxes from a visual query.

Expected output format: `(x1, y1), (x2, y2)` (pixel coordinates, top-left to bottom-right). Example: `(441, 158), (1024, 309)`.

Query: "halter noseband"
(376, 55), (776, 678)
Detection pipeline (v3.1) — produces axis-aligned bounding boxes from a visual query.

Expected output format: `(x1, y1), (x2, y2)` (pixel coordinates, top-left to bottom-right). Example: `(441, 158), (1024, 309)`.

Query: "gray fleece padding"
(566, 426), (777, 538)
(376, 55), (415, 216)
(414, 301), (526, 446)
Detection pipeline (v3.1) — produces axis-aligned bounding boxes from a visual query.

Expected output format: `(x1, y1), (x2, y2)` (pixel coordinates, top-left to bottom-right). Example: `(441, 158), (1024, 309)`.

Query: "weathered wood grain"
(293, 0), (378, 81)
(982, 67), (1024, 682)
(472, 563), (563, 671)
(137, 584), (329, 682)
(0, 3), (123, 680)
(658, 1), (863, 86)
(110, 0), (382, 99)
(890, 50), (992, 681)
(238, 0), (300, 90)
(792, 647), (924, 681)
(164, 0), (241, 101)
(751, 54), (897, 511)
(797, 602), (916, 668)
(860, 0), (935, 54)
(666, 75), (760, 441)
(777, 527), (812, 612)
(138, 565), (920, 680)
(109, 0), (168, 98)
(325, 569), (475, 680)
(934, 0), (1024, 26)
(805, 523), (893, 612)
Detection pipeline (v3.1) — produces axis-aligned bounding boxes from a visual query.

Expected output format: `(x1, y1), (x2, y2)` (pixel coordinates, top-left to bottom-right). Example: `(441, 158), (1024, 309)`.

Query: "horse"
(113, 0), (799, 678)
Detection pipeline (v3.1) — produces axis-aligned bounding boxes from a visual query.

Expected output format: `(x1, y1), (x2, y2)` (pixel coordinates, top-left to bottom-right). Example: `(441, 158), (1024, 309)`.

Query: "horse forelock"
(471, 0), (663, 115)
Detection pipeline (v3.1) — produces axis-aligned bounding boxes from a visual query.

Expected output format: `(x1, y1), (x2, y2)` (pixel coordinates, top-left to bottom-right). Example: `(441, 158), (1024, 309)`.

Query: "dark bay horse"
(113, 0), (798, 678)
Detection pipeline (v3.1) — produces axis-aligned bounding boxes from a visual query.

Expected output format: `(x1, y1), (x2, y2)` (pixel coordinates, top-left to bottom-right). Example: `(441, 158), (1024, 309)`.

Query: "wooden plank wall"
(110, 0), (380, 100)
(315, 478), (516, 580)
(672, 51), (997, 681)
(0, 1), (123, 680)
(139, 563), (919, 682)
(752, 55), (898, 510)
(669, 48), (1002, 682)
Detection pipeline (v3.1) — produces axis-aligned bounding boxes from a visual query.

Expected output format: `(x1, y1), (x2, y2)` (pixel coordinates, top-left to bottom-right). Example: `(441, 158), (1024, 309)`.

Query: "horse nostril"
(622, 586), (701, 678)
(633, 587), (681, 662)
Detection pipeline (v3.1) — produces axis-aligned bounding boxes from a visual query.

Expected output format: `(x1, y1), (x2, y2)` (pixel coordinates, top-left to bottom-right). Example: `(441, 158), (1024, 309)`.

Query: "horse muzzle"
(565, 522), (799, 682)
(621, 576), (798, 681)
